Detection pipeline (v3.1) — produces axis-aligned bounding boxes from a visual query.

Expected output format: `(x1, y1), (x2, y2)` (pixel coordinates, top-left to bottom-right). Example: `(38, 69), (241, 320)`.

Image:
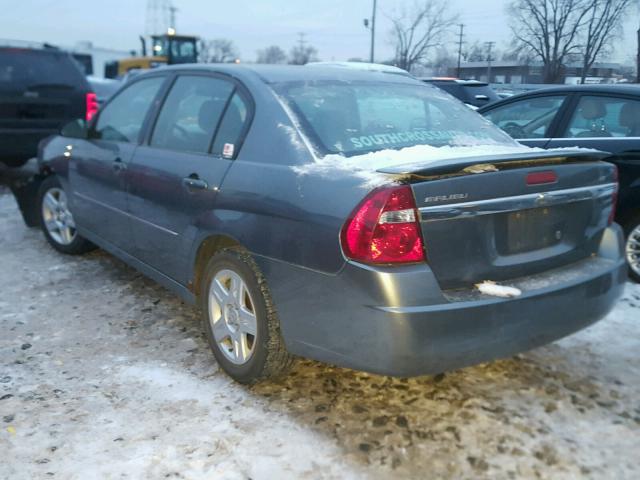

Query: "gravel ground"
(0, 187), (639, 480)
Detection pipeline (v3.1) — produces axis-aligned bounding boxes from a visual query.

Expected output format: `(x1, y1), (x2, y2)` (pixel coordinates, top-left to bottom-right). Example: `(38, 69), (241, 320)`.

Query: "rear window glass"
(0, 49), (84, 89)
(276, 81), (514, 156)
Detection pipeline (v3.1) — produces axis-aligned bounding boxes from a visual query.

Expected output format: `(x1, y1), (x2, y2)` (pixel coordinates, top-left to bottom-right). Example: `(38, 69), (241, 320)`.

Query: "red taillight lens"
(85, 92), (98, 121)
(526, 170), (557, 185)
(340, 185), (425, 264)
(609, 165), (618, 225)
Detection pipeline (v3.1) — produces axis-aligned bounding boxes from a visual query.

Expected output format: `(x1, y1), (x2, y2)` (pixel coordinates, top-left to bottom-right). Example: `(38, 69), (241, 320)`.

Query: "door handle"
(112, 157), (127, 172)
(182, 176), (208, 191)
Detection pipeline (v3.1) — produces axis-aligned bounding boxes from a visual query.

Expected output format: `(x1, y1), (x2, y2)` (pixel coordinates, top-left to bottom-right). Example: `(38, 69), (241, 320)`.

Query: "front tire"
(38, 175), (95, 255)
(200, 248), (293, 384)
(624, 214), (640, 283)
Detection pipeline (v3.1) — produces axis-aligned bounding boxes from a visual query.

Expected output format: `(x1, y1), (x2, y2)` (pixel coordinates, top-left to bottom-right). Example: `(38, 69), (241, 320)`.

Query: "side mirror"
(60, 119), (88, 139)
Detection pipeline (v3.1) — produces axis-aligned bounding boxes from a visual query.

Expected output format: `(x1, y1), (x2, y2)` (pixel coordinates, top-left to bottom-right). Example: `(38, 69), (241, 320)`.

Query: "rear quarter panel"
(185, 77), (369, 280)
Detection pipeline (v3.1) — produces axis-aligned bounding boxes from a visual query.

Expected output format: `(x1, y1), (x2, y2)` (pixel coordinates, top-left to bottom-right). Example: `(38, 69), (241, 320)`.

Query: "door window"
(94, 77), (165, 142)
(483, 96), (565, 139)
(150, 75), (234, 153)
(563, 96), (640, 138)
(212, 92), (250, 158)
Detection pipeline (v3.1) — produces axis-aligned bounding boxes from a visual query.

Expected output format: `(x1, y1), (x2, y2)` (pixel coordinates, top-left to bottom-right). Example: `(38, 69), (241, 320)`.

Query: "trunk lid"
(378, 149), (617, 289)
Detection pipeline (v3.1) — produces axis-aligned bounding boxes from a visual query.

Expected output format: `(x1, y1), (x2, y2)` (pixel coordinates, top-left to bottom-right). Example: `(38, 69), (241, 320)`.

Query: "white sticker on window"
(222, 143), (235, 158)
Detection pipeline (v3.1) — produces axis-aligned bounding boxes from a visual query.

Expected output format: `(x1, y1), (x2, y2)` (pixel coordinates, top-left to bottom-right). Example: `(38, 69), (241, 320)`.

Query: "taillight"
(85, 92), (98, 121)
(340, 185), (425, 264)
(609, 165), (618, 225)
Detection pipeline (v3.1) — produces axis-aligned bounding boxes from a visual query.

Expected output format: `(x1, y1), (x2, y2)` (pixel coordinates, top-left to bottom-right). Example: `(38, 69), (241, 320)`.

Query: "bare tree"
(429, 46), (456, 76)
(199, 38), (239, 63)
(389, 0), (457, 72)
(502, 44), (536, 64)
(288, 44), (318, 65)
(508, 0), (592, 83)
(464, 41), (486, 62)
(257, 45), (287, 64)
(579, 0), (632, 83)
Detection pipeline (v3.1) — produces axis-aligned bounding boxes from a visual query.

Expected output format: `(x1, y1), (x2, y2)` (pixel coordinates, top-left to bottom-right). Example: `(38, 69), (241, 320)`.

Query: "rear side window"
(95, 76), (164, 143)
(483, 96), (565, 139)
(212, 93), (250, 158)
(0, 49), (85, 90)
(150, 75), (234, 153)
(563, 96), (640, 138)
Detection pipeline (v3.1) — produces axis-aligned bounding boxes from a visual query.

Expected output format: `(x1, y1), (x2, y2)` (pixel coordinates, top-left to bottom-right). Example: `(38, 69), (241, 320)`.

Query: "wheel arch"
(190, 233), (244, 298)
(617, 205), (640, 227)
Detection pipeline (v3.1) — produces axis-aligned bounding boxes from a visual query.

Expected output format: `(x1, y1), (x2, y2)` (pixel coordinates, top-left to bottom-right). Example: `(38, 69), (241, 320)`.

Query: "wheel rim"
(41, 187), (77, 246)
(626, 223), (640, 276)
(208, 269), (258, 365)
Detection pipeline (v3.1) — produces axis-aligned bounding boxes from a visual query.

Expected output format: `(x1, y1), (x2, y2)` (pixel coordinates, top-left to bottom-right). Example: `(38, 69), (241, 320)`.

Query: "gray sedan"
(34, 65), (625, 383)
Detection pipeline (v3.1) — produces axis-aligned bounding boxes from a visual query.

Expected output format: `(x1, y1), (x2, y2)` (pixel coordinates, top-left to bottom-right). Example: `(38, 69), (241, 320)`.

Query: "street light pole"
(370, 0), (377, 63)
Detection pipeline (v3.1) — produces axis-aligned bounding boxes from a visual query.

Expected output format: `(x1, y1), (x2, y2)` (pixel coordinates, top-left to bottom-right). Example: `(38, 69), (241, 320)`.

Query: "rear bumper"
(256, 225), (627, 377)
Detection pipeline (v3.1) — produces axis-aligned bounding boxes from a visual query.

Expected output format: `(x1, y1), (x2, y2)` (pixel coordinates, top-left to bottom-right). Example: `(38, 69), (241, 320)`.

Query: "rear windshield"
(0, 49), (85, 90)
(276, 81), (514, 156)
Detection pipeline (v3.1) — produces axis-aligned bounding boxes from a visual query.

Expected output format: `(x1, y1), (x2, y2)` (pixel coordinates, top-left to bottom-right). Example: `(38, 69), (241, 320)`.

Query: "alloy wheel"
(208, 269), (258, 365)
(626, 223), (640, 277)
(41, 187), (77, 246)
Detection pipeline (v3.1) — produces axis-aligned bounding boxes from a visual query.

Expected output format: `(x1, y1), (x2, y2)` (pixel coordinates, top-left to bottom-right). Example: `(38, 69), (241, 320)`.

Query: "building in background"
(65, 41), (133, 78)
(452, 61), (624, 85)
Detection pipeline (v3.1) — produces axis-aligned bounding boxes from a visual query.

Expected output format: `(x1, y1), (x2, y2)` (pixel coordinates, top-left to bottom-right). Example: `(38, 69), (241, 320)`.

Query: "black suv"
(0, 46), (96, 167)
(420, 78), (500, 109)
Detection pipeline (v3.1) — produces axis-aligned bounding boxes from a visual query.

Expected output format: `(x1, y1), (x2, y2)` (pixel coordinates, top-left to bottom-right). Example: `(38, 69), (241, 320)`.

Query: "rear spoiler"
(375, 148), (611, 178)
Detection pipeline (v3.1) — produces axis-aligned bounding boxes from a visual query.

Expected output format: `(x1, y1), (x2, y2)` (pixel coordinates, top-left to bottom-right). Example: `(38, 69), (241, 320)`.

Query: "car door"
(480, 94), (571, 148)
(545, 93), (640, 221)
(126, 73), (252, 282)
(69, 75), (166, 250)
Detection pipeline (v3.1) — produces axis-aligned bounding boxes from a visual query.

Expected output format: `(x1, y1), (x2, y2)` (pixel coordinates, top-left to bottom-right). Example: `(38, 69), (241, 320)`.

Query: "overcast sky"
(2, 0), (637, 64)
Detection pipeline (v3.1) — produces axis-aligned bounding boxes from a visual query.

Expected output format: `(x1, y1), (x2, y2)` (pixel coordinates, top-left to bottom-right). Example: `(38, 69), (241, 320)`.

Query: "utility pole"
(456, 24), (465, 78)
(485, 41), (495, 83)
(370, 0), (377, 63)
(297, 32), (307, 49)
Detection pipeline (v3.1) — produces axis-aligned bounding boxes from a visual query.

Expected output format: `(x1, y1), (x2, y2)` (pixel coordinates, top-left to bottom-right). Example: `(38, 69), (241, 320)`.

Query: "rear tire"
(199, 248), (293, 384)
(623, 214), (640, 283)
(38, 175), (95, 255)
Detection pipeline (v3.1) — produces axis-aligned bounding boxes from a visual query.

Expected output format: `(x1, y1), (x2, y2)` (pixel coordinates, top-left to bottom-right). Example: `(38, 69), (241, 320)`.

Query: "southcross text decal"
(349, 130), (493, 149)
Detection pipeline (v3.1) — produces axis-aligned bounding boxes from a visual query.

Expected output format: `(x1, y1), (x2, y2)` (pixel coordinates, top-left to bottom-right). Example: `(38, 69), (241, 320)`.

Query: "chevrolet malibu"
(35, 65), (626, 383)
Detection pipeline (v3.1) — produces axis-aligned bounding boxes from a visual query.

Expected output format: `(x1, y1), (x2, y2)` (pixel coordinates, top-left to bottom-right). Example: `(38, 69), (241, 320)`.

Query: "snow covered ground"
(0, 189), (638, 480)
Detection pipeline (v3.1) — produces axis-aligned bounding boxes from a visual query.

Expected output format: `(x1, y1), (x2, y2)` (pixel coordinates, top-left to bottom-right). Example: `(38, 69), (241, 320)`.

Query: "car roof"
(306, 61), (411, 76)
(140, 63), (423, 85)
(487, 84), (640, 104)
(420, 77), (489, 86)
(0, 45), (71, 56)
(477, 84), (640, 113)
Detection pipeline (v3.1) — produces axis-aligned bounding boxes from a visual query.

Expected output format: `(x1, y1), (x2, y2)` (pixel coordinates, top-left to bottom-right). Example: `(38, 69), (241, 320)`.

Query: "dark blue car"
(35, 65), (625, 383)
(478, 85), (640, 282)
